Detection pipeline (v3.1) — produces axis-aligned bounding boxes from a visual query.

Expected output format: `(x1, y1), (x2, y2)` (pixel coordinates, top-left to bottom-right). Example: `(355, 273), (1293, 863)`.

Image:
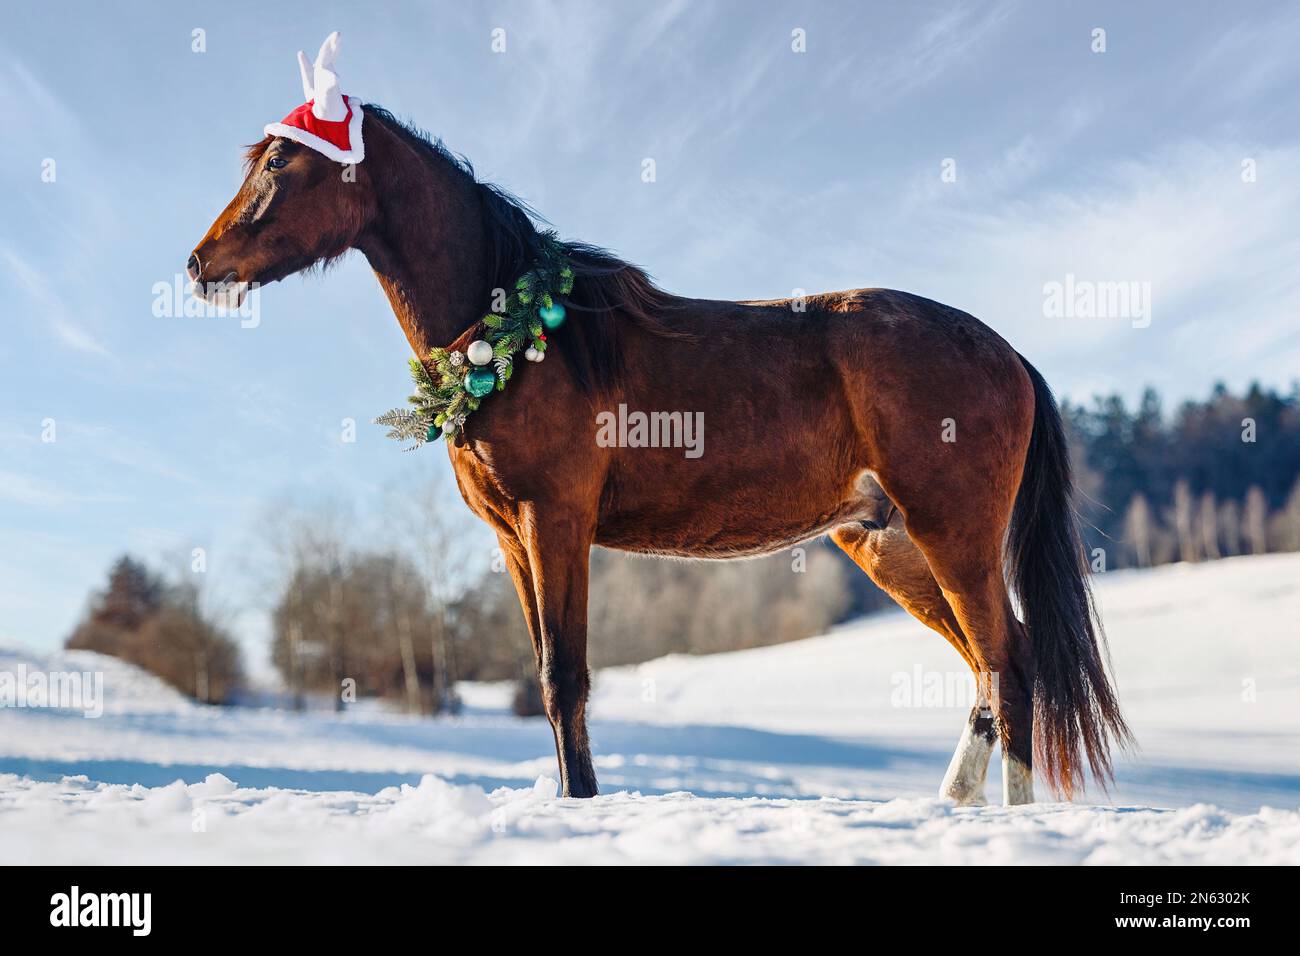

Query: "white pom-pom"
(467, 340), (493, 366)
(524, 347), (539, 362)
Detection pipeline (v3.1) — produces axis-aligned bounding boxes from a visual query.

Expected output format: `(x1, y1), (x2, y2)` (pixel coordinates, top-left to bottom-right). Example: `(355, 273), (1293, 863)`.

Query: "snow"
(5, 772), (1296, 865)
(2, 553), (1298, 864)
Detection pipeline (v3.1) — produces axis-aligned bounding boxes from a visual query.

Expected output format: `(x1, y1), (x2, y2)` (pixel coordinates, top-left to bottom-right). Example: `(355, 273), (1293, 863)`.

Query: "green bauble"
(426, 424), (441, 442)
(539, 301), (567, 329)
(465, 367), (497, 397)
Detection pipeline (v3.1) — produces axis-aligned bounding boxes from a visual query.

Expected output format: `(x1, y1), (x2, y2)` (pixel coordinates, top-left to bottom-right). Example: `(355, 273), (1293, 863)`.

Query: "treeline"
(586, 545), (850, 666)
(66, 556), (243, 703)
(268, 546), (534, 714)
(263, 508), (851, 714)
(1063, 381), (1300, 567)
(261, 503), (531, 714)
(272, 550), (449, 714)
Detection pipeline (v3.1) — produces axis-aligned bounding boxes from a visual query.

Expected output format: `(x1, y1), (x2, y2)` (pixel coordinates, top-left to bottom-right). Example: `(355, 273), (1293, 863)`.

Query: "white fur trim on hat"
(264, 96), (366, 165)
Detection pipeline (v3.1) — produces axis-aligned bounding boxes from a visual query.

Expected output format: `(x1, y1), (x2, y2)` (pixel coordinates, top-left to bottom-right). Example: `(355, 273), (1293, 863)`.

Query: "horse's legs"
(906, 528), (1036, 806)
(497, 532), (542, 672)
(509, 510), (599, 798)
(831, 523), (994, 805)
(998, 619), (1035, 805)
(940, 700), (997, 806)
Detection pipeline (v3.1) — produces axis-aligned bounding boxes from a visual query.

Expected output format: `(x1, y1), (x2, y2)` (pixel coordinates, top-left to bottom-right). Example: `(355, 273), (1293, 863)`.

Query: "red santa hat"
(263, 31), (365, 164)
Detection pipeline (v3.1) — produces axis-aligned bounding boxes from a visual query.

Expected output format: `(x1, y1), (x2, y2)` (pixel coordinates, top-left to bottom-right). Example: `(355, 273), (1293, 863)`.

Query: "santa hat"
(263, 31), (365, 164)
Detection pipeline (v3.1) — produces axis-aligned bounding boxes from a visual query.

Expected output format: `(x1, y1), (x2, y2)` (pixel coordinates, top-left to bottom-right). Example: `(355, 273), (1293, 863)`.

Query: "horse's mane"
(361, 105), (688, 394)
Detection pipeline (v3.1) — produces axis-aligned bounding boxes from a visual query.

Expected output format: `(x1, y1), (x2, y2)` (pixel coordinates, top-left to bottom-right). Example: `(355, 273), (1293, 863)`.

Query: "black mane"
(364, 105), (687, 394)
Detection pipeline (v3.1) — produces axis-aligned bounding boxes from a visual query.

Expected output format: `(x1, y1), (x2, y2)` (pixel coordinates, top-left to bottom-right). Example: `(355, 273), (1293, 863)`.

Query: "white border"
(264, 96), (365, 164)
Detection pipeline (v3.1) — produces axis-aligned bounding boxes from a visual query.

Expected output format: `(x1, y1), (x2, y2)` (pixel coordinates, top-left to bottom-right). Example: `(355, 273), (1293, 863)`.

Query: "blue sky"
(3, 1), (1299, 661)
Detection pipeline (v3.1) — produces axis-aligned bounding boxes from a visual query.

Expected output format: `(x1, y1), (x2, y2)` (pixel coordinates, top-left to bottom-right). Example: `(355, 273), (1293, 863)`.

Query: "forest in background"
(1063, 382), (1300, 567)
(65, 379), (1300, 711)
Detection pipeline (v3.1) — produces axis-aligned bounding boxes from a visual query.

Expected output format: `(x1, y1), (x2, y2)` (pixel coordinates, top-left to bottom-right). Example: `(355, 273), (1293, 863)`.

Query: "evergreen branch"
(377, 231), (570, 445)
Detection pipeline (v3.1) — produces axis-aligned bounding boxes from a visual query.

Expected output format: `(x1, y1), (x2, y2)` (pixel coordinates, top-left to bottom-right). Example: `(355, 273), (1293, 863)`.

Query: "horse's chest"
(446, 446), (521, 530)
(446, 439), (574, 531)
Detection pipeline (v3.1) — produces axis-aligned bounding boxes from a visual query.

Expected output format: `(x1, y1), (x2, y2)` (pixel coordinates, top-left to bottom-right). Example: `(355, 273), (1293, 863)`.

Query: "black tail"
(1009, 357), (1132, 796)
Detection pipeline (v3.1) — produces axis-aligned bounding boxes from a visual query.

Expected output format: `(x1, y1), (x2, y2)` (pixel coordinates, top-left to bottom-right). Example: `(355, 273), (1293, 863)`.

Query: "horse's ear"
(309, 31), (347, 122)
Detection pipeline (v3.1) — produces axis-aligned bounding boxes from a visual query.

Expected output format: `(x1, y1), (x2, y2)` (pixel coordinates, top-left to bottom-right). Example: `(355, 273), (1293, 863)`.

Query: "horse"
(189, 102), (1130, 804)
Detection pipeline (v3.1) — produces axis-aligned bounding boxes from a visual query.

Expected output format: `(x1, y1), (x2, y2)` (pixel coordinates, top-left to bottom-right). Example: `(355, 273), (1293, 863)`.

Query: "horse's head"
(187, 136), (374, 306)
(187, 32), (374, 307)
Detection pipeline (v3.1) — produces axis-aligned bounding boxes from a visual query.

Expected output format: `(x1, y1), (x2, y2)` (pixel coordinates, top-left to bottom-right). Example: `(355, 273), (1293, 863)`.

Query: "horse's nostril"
(186, 254), (201, 281)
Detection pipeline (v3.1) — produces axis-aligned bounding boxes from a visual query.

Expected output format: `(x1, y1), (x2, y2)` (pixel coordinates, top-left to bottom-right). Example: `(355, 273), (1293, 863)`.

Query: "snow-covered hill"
(2, 553), (1298, 864)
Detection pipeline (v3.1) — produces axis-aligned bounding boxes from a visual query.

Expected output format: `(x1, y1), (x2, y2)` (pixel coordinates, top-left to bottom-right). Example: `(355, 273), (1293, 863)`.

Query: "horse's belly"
(594, 456), (887, 558)
(595, 512), (854, 558)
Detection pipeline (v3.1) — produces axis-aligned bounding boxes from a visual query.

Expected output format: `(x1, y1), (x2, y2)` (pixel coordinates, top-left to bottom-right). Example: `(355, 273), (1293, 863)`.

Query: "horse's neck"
(357, 125), (492, 357)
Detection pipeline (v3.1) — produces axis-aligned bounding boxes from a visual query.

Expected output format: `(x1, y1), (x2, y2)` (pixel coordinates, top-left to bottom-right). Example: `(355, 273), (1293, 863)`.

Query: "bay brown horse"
(189, 104), (1129, 804)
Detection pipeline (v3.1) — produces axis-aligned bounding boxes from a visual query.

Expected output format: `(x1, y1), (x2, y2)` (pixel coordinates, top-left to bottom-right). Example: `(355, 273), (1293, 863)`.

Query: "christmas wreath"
(376, 231), (573, 447)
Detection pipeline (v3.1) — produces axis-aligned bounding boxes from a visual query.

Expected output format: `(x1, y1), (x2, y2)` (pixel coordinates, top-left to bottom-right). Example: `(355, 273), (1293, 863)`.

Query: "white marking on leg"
(1002, 754), (1035, 805)
(940, 708), (994, 806)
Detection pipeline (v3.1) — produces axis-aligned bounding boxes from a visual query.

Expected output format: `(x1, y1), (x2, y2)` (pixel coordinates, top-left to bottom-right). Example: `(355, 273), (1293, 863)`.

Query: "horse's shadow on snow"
(0, 706), (937, 799)
(7, 707), (1293, 809)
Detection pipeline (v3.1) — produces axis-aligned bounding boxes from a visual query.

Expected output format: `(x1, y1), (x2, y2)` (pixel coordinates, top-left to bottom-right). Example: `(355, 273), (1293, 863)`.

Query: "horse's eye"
(267, 156), (288, 170)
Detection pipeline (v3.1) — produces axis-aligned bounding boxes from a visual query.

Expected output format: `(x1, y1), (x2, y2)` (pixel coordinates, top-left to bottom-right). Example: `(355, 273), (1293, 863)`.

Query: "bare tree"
(259, 499), (353, 710)
(1198, 491), (1220, 560)
(269, 549), (439, 709)
(67, 556), (243, 703)
(1270, 476), (1300, 553)
(1243, 485), (1269, 556)
(1123, 493), (1153, 568)
(383, 478), (485, 713)
(1170, 479), (1197, 562)
(394, 598), (423, 715)
(1218, 499), (1242, 557)
(377, 553), (431, 715)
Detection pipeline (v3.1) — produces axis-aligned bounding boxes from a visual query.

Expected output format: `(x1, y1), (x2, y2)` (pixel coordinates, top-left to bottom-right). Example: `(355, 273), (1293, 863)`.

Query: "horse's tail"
(1009, 356), (1132, 797)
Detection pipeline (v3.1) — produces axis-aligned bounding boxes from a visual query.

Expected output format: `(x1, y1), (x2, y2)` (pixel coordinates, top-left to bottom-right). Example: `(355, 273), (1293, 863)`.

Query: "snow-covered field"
(2, 554), (1298, 864)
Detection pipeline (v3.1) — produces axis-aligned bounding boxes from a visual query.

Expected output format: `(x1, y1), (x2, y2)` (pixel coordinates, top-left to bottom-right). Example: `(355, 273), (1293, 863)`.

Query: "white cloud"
(0, 469), (128, 508)
(823, 1), (1015, 107)
(0, 246), (114, 359)
(51, 319), (112, 356)
(875, 140), (1300, 398)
